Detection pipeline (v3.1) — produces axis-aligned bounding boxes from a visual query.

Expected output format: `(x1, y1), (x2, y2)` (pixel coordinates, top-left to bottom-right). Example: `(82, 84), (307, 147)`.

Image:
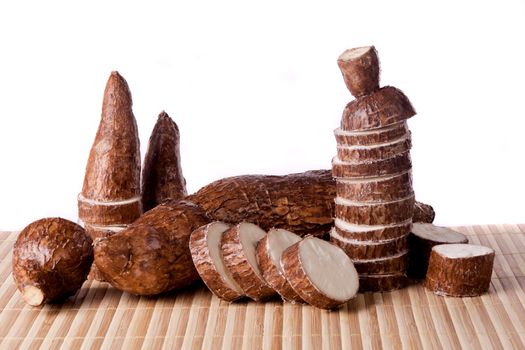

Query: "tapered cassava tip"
(103, 71), (133, 110)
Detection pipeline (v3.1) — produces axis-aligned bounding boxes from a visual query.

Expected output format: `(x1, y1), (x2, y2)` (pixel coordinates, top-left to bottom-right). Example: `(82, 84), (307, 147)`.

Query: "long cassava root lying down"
(188, 169), (434, 237)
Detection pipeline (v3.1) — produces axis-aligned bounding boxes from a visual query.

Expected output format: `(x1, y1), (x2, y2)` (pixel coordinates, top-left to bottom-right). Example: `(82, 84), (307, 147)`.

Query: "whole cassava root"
(93, 200), (209, 296)
(12, 218), (93, 306)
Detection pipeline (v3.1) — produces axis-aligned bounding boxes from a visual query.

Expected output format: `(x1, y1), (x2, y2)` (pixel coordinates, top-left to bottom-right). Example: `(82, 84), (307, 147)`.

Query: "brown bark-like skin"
(84, 224), (127, 281)
(280, 238), (350, 309)
(94, 200), (209, 296)
(78, 198), (141, 226)
(12, 218), (93, 306)
(334, 220), (412, 241)
(330, 232), (408, 260)
(142, 111), (187, 212)
(256, 234), (303, 303)
(341, 86), (416, 131)
(337, 46), (380, 98)
(334, 123), (408, 146)
(79, 71), (142, 227)
(352, 252), (408, 275)
(188, 170), (335, 237)
(189, 222), (243, 302)
(336, 171), (413, 202)
(359, 273), (408, 293)
(220, 224), (276, 301)
(413, 201), (436, 223)
(335, 195), (415, 225)
(424, 245), (494, 297)
(332, 152), (412, 178)
(336, 135), (411, 162)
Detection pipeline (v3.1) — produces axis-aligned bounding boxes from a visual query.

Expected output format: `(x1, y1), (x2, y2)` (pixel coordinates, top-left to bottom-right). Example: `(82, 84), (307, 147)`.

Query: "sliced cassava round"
(220, 223), (276, 301)
(189, 222), (244, 302)
(12, 218), (93, 306)
(189, 170), (335, 237)
(336, 135), (412, 162)
(256, 228), (303, 303)
(93, 200), (209, 296)
(425, 244), (495, 297)
(334, 122), (408, 146)
(334, 218), (412, 241)
(335, 195), (415, 225)
(78, 195), (142, 226)
(142, 111), (187, 212)
(337, 46), (380, 98)
(280, 236), (359, 309)
(413, 201), (436, 223)
(332, 152), (412, 179)
(408, 223), (468, 279)
(330, 228), (408, 260)
(358, 273), (408, 293)
(352, 250), (408, 275)
(341, 86), (416, 131)
(335, 171), (413, 202)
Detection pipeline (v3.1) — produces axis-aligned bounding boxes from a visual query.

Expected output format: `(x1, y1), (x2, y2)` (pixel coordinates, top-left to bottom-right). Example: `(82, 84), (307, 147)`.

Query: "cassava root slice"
(334, 218), (412, 241)
(12, 218), (93, 306)
(188, 170), (335, 237)
(332, 153), (412, 178)
(334, 122), (408, 146)
(413, 201), (436, 223)
(358, 273), (408, 293)
(336, 134), (412, 162)
(221, 223), (276, 301)
(335, 171), (413, 202)
(335, 195), (415, 225)
(352, 251), (408, 275)
(330, 228), (408, 260)
(190, 222), (244, 302)
(337, 46), (380, 98)
(408, 223), (468, 279)
(142, 111), (187, 212)
(425, 244), (494, 297)
(256, 228), (303, 303)
(280, 236), (359, 309)
(341, 86), (416, 131)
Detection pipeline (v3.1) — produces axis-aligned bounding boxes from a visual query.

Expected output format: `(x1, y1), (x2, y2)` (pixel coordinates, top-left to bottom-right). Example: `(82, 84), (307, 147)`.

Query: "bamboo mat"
(0, 224), (524, 350)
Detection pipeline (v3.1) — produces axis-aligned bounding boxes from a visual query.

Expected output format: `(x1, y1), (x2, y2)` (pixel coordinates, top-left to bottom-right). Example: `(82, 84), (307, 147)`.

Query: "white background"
(1, 0), (524, 231)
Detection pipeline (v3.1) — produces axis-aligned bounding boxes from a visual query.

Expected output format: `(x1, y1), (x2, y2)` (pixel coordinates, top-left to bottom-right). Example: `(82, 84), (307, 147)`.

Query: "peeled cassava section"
(189, 222), (244, 302)
(220, 223), (276, 301)
(280, 236), (359, 309)
(189, 170), (335, 237)
(256, 228), (303, 303)
(93, 200), (209, 296)
(12, 218), (93, 306)
(142, 111), (187, 212)
(425, 244), (494, 297)
(408, 223), (468, 279)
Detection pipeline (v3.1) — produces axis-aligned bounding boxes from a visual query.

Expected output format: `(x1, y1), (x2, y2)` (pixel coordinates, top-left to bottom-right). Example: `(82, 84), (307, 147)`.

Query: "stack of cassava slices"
(331, 46), (416, 292)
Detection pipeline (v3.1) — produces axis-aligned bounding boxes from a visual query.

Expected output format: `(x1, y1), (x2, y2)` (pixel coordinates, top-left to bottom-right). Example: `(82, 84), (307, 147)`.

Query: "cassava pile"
(331, 46), (416, 292)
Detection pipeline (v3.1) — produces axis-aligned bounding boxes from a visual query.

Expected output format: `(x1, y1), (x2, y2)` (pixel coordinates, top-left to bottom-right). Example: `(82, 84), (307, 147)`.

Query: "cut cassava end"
(334, 218), (412, 241)
(12, 218), (93, 306)
(220, 223), (276, 301)
(352, 250), (408, 275)
(336, 134), (412, 162)
(425, 244), (494, 297)
(77, 195), (142, 226)
(341, 86), (416, 131)
(188, 170), (335, 237)
(335, 195), (415, 225)
(359, 273), (408, 293)
(335, 171), (413, 202)
(142, 111), (187, 212)
(332, 152), (412, 178)
(256, 228), (303, 303)
(189, 222), (244, 302)
(330, 228), (408, 260)
(413, 201), (436, 223)
(334, 122), (408, 146)
(94, 200), (209, 296)
(408, 223), (468, 279)
(337, 46), (380, 98)
(280, 236), (359, 309)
